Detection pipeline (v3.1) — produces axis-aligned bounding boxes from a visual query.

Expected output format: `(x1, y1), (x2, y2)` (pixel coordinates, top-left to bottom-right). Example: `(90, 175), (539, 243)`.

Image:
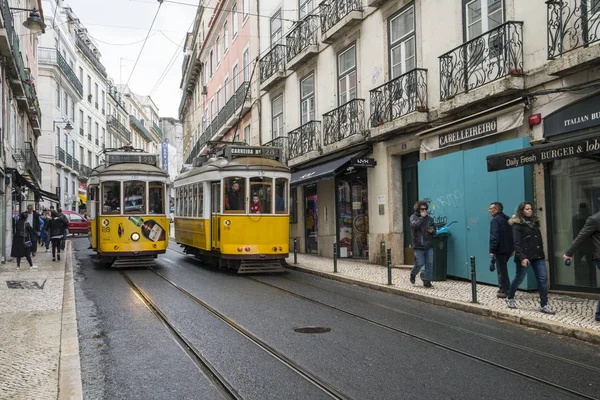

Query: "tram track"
(247, 276), (599, 400)
(123, 265), (352, 400)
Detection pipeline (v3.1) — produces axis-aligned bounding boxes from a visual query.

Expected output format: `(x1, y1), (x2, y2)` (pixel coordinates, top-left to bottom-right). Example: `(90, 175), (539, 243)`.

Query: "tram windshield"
(250, 177), (272, 214)
(102, 181), (121, 213)
(149, 182), (165, 214)
(224, 177), (246, 213)
(124, 181), (145, 213)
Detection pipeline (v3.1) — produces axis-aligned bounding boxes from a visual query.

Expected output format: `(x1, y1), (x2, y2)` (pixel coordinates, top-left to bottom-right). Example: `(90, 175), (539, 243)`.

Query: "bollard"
(333, 242), (338, 273)
(470, 256), (477, 303)
(293, 238), (297, 264)
(380, 241), (386, 265)
(387, 248), (392, 285)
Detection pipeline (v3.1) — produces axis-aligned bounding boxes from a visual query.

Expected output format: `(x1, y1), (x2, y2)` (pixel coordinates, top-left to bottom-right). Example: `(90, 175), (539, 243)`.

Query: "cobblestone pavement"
(0, 249), (65, 399)
(286, 254), (600, 336)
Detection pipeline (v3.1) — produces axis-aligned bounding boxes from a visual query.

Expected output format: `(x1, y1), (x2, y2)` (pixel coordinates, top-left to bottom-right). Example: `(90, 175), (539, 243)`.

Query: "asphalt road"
(72, 237), (600, 400)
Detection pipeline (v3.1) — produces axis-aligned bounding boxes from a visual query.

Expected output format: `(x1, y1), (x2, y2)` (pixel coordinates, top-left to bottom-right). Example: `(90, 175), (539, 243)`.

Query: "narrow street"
(72, 237), (600, 399)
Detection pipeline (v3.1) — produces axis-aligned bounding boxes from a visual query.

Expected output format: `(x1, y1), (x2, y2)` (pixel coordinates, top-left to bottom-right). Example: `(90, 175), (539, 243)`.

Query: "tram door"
(210, 182), (221, 249)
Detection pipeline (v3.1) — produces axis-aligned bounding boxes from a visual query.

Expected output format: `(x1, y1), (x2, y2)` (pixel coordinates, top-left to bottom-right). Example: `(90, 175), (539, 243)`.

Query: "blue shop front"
(416, 104), (538, 289)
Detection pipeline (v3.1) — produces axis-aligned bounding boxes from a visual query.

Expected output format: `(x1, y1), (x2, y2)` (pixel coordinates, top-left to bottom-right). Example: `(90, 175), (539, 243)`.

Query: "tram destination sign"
(224, 146), (281, 159)
(106, 153), (159, 166)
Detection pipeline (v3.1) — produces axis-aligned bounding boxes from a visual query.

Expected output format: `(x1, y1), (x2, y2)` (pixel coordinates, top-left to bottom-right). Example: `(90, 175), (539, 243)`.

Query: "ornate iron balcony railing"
(18, 142), (41, 185)
(79, 165), (92, 180)
(323, 98), (365, 146)
(286, 14), (319, 61)
(152, 122), (163, 137)
(66, 153), (73, 168)
(56, 146), (66, 163)
(73, 159), (80, 173)
(108, 115), (132, 142)
(320, 0), (363, 34)
(264, 136), (288, 164)
(260, 44), (286, 83)
(39, 47), (84, 97)
(369, 68), (427, 128)
(288, 120), (321, 160)
(75, 35), (107, 78)
(130, 115), (153, 142)
(547, 0), (600, 59)
(439, 21), (523, 101)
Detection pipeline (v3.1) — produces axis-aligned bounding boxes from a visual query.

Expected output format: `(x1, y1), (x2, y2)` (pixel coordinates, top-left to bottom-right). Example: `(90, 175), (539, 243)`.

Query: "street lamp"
(10, 8), (46, 35)
(53, 119), (73, 134)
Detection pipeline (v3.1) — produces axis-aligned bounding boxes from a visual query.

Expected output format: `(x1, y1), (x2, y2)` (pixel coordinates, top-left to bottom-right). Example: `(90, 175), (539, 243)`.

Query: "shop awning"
(7, 168), (60, 202)
(78, 194), (87, 203)
(486, 134), (600, 172)
(291, 152), (360, 186)
(38, 189), (60, 202)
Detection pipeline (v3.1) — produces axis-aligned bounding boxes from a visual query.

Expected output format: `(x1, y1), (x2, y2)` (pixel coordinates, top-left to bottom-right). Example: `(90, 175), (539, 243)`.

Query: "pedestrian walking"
(25, 204), (41, 256)
(489, 202), (514, 298)
(563, 210), (600, 322)
(11, 212), (38, 270)
(41, 210), (51, 252)
(506, 202), (555, 314)
(409, 200), (436, 288)
(57, 208), (69, 251)
(45, 210), (68, 262)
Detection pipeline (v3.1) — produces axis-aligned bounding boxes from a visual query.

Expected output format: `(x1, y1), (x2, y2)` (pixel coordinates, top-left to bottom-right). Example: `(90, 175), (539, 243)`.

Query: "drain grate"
(6, 280), (46, 290)
(293, 327), (331, 334)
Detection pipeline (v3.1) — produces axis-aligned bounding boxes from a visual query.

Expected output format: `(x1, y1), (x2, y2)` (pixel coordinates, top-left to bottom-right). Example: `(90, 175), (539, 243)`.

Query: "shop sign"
(350, 157), (376, 167)
(78, 182), (87, 190)
(544, 92), (600, 138)
(161, 141), (169, 172)
(439, 118), (497, 148)
(487, 136), (600, 172)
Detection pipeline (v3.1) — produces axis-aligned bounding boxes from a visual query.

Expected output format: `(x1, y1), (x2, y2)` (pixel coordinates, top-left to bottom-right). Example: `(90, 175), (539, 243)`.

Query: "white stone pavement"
(286, 253), (600, 340)
(0, 241), (81, 400)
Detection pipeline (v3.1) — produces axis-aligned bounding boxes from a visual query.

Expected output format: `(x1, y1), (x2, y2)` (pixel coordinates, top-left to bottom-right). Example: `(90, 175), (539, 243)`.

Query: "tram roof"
(90, 162), (170, 177)
(176, 156), (289, 181)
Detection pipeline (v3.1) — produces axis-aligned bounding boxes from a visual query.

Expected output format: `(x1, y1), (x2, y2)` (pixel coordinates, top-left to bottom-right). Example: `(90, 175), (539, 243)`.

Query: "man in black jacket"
(26, 204), (40, 256)
(564, 211), (600, 322)
(409, 200), (436, 288)
(489, 202), (514, 298)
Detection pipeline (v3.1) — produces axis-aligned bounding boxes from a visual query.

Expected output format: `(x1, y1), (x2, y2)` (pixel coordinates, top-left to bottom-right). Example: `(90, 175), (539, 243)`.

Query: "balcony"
(205, 82), (251, 141)
(322, 98), (366, 151)
(438, 21), (524, 113)
(75, 35), (107, 78)
(38, 47), (83, 97)
(286, 14), (320, 70)
(0, 0), (42, 133)
(66, 153), (73, 169)
(130, 115), (153, 142)
(260, 44), (287, 91)
(319, 0), (364, 44)
(369, 68), (428, 139)
(56, 146), (66, 164)
(152, 122), (163, 138)
(547, 0), (600, 75)
(367, 0), (390, 7)
(15, 142), (42, 185)
(73, 159), (80, 173)
(79, 165), (92, 181)
(264, 136), (288, 164)
(108, 115), (132, 142)
(287, 120), (321, 164)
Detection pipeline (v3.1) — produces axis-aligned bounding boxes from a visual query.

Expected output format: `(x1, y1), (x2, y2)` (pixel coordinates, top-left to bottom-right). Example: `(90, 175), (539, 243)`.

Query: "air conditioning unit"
(202, 86), (208, 95)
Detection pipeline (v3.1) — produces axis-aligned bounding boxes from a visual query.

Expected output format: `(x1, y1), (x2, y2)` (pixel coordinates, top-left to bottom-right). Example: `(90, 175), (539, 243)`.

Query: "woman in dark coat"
(11, 212), (37, 270)
(506, 202), (555, 314)
(45, 210), (67, 261)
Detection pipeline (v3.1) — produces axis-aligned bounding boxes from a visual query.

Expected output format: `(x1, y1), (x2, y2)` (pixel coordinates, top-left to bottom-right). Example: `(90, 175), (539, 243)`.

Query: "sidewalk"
(286, 253), (600, 344)
(0, 242), (82, 400)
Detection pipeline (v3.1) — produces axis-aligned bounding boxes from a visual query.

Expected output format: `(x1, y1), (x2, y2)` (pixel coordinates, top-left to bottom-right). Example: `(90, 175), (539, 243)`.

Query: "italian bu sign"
(487, 136), (600, 172)
(439, 118), (497, 148)
(544, 92), (600, 138)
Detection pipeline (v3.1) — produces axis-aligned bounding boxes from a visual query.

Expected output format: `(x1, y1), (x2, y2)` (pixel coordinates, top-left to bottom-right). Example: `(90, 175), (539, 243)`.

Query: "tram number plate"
(101, 227), (110, 233)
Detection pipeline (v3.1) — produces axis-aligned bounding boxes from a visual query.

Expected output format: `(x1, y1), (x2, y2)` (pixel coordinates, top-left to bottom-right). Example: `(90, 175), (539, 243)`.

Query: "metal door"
(210, 181), (221, 249)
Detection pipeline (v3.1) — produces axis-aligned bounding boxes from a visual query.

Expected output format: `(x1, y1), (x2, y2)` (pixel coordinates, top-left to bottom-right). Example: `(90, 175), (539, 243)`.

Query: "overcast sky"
(63, 0), (197, 118)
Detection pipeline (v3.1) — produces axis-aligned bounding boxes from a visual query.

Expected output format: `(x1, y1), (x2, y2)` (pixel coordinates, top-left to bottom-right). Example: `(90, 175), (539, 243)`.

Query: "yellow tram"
(174, 145), (290, 273)
(87, 148), (171, 267)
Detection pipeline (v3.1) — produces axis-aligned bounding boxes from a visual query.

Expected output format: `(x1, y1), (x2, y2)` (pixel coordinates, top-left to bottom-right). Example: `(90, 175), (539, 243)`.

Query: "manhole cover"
(293, 327), (331, 334)
(6, 280), (46, 290)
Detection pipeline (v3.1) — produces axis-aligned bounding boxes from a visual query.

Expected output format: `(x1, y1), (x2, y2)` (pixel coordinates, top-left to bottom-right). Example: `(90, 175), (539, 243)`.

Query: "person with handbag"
(45, 210), (68, 262)
(11, 212), (38, 270)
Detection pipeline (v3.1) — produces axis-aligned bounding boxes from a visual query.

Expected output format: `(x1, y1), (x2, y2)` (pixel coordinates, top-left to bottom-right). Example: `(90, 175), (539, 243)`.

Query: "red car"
(62, 210), (90, 235)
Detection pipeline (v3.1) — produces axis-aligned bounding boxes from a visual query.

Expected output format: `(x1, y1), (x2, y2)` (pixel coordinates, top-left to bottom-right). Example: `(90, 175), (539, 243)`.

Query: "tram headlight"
(131, 232), (141, 241)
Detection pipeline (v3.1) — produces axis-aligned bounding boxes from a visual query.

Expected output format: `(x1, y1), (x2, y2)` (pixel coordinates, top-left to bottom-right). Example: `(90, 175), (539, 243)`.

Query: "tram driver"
(104, 191), (120, 212)
(226, 181), (244, 211)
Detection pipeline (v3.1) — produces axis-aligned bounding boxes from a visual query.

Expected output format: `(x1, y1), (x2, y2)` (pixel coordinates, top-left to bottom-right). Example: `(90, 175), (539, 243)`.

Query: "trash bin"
(431, 233), (450, 281)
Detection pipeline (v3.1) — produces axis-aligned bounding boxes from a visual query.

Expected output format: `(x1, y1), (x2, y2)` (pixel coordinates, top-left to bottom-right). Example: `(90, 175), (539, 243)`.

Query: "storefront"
(290, 151), (372, 258)
(417, 104), (538, 288)
(487, 92), (600, 294)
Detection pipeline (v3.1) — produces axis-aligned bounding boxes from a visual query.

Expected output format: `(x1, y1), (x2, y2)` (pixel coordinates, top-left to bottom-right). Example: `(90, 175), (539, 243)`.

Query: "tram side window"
(102, 181), (121, 213)
(275, 178), (288, 214)
(149, 182), (164, 214)
(124, 181), (146, 213)
(224, 177), (246, 213)
(183, 186), (189, 216)
(198, 184), (204, 218)
(192, 184), (198, 217)
(250, 177), (273, 214)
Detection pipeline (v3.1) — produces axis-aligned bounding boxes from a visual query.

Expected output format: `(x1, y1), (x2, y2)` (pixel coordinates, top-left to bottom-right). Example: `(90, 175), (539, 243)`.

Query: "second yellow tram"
(174, 145), (290, 273)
